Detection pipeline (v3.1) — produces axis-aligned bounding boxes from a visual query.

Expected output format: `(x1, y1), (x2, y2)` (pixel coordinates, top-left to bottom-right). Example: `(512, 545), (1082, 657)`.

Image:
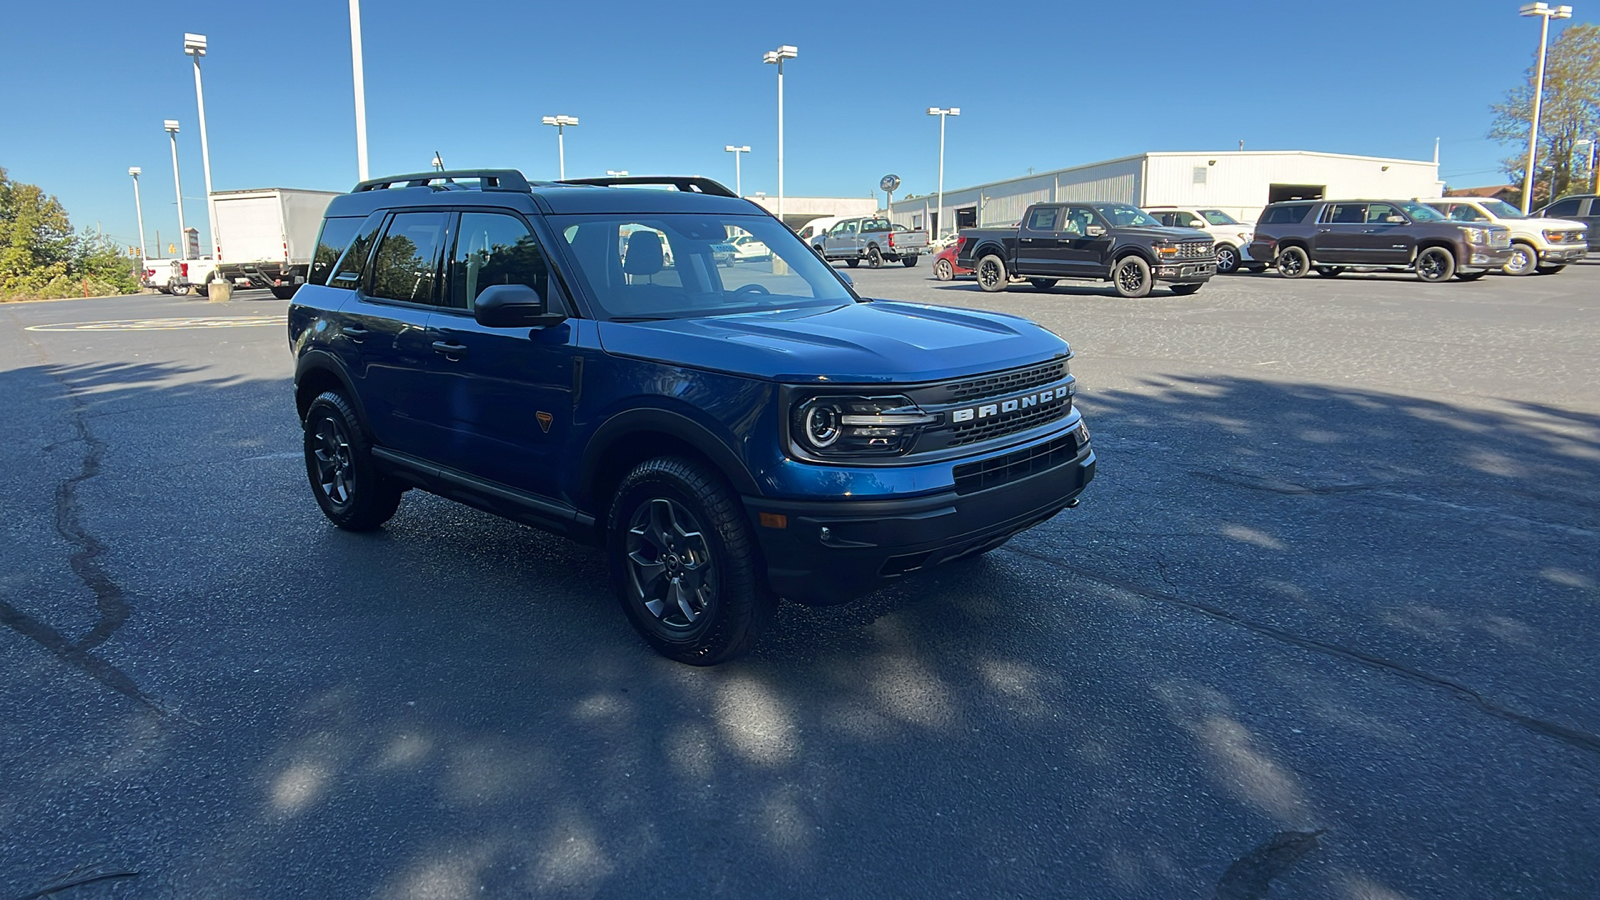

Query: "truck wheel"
(934, 258), (954, 281)
(1314, 266), (1345, 277)
(1170, 283), (1202, 296)
(1415, 246), (1455, 283)
(1027, 278), (1058, 291)
(867, 247), (884, 268)
(977, 254), (1009, 292)
(902, 255), (919, 268)
(1276, 246), (1309, 278)
(1502, 241), (1537, 276)
(608, 456), (773, 665)
(169, 279), (191, 296)
(271, 286), (299, 300)
(194, 281), (210, 297)
(1215, 244), (1241, 274)
(845, 258), (859, 268)
(1111, 255), (1152, 298)
(302, 391), (403, 531)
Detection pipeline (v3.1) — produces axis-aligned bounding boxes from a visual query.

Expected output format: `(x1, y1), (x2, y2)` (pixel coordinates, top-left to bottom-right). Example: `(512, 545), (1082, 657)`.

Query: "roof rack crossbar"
(557, 175), (739, 199)
(353, 169), (532, 193)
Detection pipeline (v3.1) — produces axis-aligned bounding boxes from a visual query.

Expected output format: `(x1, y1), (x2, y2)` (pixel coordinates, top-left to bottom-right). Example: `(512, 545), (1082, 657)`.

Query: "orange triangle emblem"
(535, 411), (554, 433)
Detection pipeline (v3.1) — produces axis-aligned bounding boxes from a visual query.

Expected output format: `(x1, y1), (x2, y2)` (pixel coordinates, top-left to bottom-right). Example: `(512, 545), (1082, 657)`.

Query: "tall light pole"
(542, 115), (579, 179)
(927, 107), (960, 238)
(724, 145), (750, 196)
(431, 151), (444, 171)
(129, 167), (147, 261)
(185, 33), (218, 263)
(349, 0), (369, 181)
(763, 46), (797, 223)
(164, 120), (186, 256)
(1519, 2), (1573, 213)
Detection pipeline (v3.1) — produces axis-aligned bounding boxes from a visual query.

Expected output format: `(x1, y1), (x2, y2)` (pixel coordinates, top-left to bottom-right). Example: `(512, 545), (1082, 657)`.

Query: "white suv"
(1144, 207), (1260, 274)
(1419, 198), (1588, 276)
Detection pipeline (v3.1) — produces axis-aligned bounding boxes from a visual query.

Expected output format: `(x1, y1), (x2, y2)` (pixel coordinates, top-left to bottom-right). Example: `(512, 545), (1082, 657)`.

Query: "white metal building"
(889, 150), (1445, 235)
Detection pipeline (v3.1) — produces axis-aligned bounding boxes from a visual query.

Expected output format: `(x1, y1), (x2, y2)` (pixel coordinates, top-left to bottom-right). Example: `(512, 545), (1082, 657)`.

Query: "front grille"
(953, 429), (1082, 495)
(944, 361), (1067, 400)
(1176, 241), (1213, 260)
(949, 396), (1071, 447)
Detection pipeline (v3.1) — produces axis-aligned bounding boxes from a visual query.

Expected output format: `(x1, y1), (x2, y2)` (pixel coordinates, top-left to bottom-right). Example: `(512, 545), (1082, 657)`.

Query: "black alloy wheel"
(1215, 244), (1240, 274)
(1415, 246), (1456, 283)
(867, 246), (884, 268)
(1112, 255), (1152, 298)
(902, 255), (919, 267)
(1276, 246), (1310, 278)
(977, 254), (1009, 292)
(934, 258), (954, 281)
(302, 391), (402, 531)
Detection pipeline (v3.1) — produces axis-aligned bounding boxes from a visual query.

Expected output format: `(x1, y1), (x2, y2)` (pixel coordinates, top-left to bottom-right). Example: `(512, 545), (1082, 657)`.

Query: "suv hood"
(596, 301), (1069, 384)
(1525, 216), (1588, 231)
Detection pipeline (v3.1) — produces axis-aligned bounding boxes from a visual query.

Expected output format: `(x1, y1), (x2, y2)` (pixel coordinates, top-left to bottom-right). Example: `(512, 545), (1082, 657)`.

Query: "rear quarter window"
(308, 216), (365, 286)
(1260, 205), (1313, 225)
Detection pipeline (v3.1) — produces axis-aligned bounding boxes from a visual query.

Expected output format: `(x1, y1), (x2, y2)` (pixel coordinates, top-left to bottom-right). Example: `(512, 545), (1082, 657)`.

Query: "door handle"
(432, 341), (468, 358)
(340, 325), (368, 342)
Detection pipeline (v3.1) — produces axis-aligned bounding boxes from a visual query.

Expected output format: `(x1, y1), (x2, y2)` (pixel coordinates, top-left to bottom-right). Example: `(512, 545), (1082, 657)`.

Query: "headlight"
(791, 395), (936, 457)
(1462, 227), (1488, 243)
(1238, 231), (1254, 243)
(1152, 240), (1179, 257)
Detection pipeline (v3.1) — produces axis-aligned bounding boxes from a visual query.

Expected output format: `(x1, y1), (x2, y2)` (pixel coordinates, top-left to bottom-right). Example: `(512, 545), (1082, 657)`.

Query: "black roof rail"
(558, 175), (739, 198)
(352, 169), (532, 193)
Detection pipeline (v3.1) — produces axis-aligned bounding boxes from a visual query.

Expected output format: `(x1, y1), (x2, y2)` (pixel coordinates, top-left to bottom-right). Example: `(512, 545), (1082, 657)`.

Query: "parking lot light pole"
(541, 116), (579, 180)
(724, 145), (750, 197)
(185, 33), (218, 263)
(763, 46), (797, 224)
(349, 0), (369, 181)
(1519, 2), (1573, 214)
(164, 120), (186, 255)
(128, 167), (147, 261)
(927, 107), (959, 238)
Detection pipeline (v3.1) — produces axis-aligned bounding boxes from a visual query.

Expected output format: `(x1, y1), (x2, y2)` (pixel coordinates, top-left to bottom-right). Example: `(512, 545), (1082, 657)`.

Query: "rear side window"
(1026, 207), (1060, 231)
(328, 212), (385, 287)
(1260, 204), (1313, 225)
(368, 212), (450, 304)
(309, 216), (364, 286)
(1543, 198), (1583, 217)
(449, 212), (551, 311)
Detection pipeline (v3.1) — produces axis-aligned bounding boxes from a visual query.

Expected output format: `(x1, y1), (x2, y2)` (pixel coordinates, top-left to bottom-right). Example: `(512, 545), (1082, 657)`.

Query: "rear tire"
(867, 246), (884, 268)
(1416, 246), (1456, 283)
(1169, 283), (1202, 296)
(934, 258), (954, 281)
(608, 457), (773, 665)
(902, 255), (919, 267)
(302, 391), (403, 531)
(169, 279), (191, 296)
(977, 254), (1009, 292)
(1502, 241), (1537, 276)
(1277, 246), (1309, 279)
(270, 285), (299, 300)
(1215, 244), (1241, 274)
(1111, 255), (1152, 298)
(1028, 278), (1058, 291)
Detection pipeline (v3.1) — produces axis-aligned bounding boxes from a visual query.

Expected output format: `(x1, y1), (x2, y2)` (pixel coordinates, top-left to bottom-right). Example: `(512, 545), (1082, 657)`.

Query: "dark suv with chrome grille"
(289, 169), (1095, 665)
(1247, 199), (1513, 282)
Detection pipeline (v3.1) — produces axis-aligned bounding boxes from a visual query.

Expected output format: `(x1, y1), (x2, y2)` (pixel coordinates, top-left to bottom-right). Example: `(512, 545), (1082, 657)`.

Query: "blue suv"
(289, 170), (1095, 664)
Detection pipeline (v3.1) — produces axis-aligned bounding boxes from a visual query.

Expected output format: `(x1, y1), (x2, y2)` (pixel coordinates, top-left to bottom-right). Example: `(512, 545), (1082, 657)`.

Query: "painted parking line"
(25, 316), (287, 332)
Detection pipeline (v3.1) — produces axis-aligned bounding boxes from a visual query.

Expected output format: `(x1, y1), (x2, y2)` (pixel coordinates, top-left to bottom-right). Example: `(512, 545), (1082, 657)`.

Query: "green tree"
(1489, 22), (1600, 206)
(0, 167), (138, 300)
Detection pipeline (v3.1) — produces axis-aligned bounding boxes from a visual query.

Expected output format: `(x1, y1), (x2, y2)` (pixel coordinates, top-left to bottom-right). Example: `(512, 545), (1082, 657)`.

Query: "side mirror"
(1385, 215), (1405, 224)
(473, 283), (566, 328)
(1186, 219), (1205, 228)
(1086, 224), (1107, 237)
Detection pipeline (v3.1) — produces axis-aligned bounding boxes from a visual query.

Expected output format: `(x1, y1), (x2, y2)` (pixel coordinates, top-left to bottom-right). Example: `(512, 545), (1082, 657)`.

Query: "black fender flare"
(293, 350), (372, 428)
(581, 406), (762, 503)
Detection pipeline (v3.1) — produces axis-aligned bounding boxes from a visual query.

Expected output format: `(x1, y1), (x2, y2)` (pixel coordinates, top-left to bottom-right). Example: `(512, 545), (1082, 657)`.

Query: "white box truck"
(211, 188), (340, 299)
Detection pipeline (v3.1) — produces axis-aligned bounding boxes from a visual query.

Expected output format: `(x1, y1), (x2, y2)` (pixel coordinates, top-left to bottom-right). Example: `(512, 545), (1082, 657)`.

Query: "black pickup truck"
(956, 202), (1216, 297)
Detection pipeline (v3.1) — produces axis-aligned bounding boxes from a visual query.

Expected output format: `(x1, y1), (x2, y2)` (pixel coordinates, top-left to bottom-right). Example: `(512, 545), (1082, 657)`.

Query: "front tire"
(1028, 278), (1058, 291)
(977, 254), (1009, 292)
(1111, 255), (1152, 298)
(1416, 246), (1456, 283)
(1215, 244), (1241, 274)
(902, 255), (919, 267)
(934, 258), (954, 281)
(1277, 246), (1310, 278)
(608, 457), (772, 665)
(1502, 241), (1537, 276)
(302, 391), (402, 531)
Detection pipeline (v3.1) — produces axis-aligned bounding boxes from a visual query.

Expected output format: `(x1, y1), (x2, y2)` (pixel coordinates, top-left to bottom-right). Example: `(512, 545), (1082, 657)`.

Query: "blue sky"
(0, 0), (1581, 254)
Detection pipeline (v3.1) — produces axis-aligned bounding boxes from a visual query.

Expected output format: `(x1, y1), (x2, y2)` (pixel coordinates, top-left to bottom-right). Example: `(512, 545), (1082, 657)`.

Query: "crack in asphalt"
(1002, 544), (1600, 759)
(1214, 830), (1325, 900)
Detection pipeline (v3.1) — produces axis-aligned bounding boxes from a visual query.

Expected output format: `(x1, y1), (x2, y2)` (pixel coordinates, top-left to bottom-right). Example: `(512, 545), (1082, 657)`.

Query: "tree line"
(1, 167), (139, 302)
(1491, 22), (1600, 205)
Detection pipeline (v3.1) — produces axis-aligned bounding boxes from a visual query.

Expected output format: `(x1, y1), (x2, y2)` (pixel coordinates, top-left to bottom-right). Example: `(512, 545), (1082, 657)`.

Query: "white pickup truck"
(812, 216), (929, 268)
(212, 188), (340, 298)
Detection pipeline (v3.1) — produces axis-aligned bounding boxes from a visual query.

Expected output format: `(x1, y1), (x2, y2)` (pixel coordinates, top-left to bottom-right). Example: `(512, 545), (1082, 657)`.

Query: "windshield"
(1480, 199), (1526, 219)
(1398, 201), (1446, 222)
(1200, 209), (1240, 225)
(554, 213), (854, 321)
(1091, 203), (1163, 228)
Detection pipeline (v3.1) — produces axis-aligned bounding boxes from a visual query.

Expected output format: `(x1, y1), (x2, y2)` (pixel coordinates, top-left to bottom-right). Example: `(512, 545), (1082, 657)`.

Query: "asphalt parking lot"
(3, 261), (1598, 899)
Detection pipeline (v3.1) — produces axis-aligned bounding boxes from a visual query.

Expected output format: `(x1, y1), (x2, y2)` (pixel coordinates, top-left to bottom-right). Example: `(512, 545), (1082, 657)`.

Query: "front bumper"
(1154, 260), (1215, 283)
(1538, 245), (1587, 263)
(746, 437), (1095, 605)
(1465, 245), (1514, 269)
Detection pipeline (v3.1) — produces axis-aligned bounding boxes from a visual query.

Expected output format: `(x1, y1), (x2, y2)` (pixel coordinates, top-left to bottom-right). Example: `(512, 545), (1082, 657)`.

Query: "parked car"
(289, 169), (1095, 664)
(142, 257), (217, 296)
(710, 240), (737, 266)
(956, 202), (1215, 297)
(1418, 197), (1586, 276)
(728, 234), (771, 261)
(932, 238), (973, 281)
(1248, 199), (1512, 282)
(795, 216), (841, 245)
(1531, 194), (1599, 249)
(1143, 206), (1262, 274)
(815, 217), (928, 268)
(213, 188), (341, 299)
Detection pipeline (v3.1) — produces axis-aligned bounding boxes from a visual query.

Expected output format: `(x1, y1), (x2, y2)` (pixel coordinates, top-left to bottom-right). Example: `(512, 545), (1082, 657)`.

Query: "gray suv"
(1533, 194), (1598, 251)
(1248, 199), (1513, 282)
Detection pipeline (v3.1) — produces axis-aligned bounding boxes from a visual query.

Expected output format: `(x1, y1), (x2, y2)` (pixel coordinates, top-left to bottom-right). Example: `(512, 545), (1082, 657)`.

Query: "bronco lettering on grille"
(950, 386), (1066, 423)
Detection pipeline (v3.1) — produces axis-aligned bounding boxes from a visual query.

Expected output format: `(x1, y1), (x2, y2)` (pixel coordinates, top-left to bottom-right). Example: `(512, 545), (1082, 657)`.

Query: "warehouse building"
(889, 150), (1445, 236)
